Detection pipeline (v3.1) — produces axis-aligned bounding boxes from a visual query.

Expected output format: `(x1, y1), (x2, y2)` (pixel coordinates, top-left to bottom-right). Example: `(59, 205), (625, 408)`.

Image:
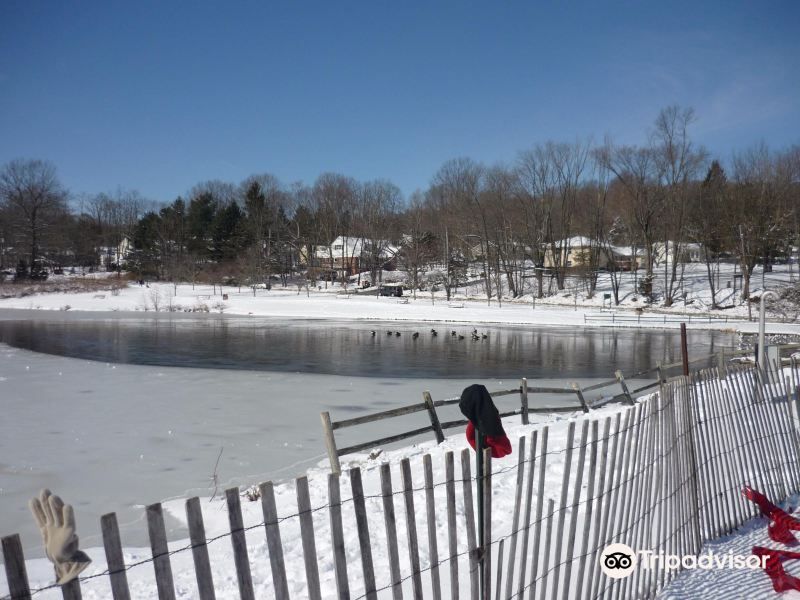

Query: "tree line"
(1, 105), (798, 306)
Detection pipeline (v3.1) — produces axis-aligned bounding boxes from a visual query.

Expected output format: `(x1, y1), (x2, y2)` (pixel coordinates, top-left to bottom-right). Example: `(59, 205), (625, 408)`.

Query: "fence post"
(327, 474), (350, 600)
(520, 378), (529, 424)
(320, 411), (341, 475)
(615, 370), (635, 405)
(101, 512), (133, 600)
(401, 458), (424, 600)
(423, 455), (443, 600)
(571, 382), (590, 412)
(423, 391), (446, 444)
(681, 323), (690, 376)
(185, 498), (216, 600)
(260, 481), (290, 600)
(482, 448), (492, 600)
(295, 476), (322, 600)
(460, 449), (479, 600)
(225, 487), (255, 600)
(146, 502), (177, 600)
(62, 577), (83, 600)
(1, 534), (31, 600)
(350, 468), (378, 600)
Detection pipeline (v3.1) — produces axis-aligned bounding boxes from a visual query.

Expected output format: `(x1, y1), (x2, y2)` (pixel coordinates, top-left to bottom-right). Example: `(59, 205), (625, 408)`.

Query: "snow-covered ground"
(0, 263), (798, 335)
(659, 500), (800, 599)
(5, 388), (796, 600)
(1, 399), (620, 599)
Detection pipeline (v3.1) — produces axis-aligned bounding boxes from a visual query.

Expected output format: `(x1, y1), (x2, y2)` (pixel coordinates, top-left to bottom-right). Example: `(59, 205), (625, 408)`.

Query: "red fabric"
(466, 422), (512, 458)
(743, 487), (800, 545)
(752, 546), (800, 593)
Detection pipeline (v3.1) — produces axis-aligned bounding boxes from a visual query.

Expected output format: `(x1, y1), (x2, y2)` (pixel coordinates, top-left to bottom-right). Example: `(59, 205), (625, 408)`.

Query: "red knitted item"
(466, 421), (512, 458)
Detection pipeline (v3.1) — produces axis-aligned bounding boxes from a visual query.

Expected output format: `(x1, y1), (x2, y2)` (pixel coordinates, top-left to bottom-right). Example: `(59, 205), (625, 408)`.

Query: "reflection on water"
(0, 317), (735, 378)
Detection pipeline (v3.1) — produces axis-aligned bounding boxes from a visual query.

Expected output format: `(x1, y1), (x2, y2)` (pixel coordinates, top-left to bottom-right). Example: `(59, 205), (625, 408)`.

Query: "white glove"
(29, 489), (91, 585)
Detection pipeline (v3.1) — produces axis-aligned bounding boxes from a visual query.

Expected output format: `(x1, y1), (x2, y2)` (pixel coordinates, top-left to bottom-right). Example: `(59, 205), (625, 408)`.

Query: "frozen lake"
(0, 310), (736, 378)
(0, 311), (735, 557)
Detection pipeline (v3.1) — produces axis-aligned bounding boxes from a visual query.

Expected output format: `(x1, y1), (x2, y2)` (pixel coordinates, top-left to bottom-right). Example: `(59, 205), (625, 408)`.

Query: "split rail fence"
(4, 358), (800, 600)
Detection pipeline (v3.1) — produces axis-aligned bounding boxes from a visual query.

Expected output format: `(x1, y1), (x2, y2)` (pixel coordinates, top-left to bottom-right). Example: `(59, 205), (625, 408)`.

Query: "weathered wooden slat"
(225, 488), (255, 600)
(527, 427), (549, 600)
(401, 458), (424, 600)
(61, 578), (83, 600)
(582, 378), (620, 393)
(327, 473), (350, 600)
(332, 402), (428, 429)
(433, 397), (462, 407)
(101, 512), (132, 600)
(576, 418), (605, 600)
(560, 420), (589, 600)
(423, 392), (446, 444)
(497, 409), (521, 419)
(423, 455), (443, 600)
(337, 425), (435, 456)
(1, 535), (31, 600)
(146, 502), (177, 600)
(615, 370), (636, 405)
(524, 387), (575, 394)
(548, 421), (576, 600)
(590, 393), (628, 409)
(260, 481), (290, 600)
(590, 411), (628, 600)
(440, 419), (471, 431)
(494, 539), (505, 600)
(350, 468), (377, 600)
(490, 388), (522, 398)
(520, 378), (529, 425)
(460, 448), (479, 600)
(320, 411), (342, 474)
(185, 498), (216, 600)
(481, 449), (492, 600)
(444, 452), (459, 600)
(537, 499), (556, 600)
(616, 402), (650, 600)
(503, 436), (526, 600)
(515, 431), (537, 600)
(571, 383), (590, 413)
(295, 476), (322, 600)
(380, 464), (404, 600)
(631, 381), (660, 394)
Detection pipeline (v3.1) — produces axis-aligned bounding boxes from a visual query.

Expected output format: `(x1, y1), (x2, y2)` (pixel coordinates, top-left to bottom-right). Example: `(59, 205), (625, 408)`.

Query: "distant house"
(652, 241), (703, 264)
(543, 237), (606, 269)
(314, 236), (398, 278)
(99, 236), (132, 270)
(543, 237), (640, 271)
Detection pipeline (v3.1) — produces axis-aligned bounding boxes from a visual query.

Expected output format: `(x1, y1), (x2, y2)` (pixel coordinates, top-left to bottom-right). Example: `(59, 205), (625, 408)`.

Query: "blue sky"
(1, 1), (798, 204)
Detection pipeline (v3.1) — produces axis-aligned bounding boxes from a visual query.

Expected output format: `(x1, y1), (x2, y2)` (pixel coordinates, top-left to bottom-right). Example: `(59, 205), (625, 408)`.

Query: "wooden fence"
(320, 344), (800, 474)
(320, 363), (703, 475)
(583, 312), (738, 324)
(5, 358), (800, 600)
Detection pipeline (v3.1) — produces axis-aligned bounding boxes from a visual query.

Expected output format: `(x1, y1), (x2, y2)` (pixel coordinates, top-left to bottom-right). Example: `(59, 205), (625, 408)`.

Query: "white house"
(314, 236), (398, 277)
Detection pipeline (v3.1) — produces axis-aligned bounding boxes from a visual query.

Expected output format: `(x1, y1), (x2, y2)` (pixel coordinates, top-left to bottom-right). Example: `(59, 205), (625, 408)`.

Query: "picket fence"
(3, 361), (800, 600)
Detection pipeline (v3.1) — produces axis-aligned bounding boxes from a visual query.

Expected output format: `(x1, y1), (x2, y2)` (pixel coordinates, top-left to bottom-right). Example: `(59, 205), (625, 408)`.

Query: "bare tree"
(597, 141), (661, 297)
(688, 161), (727, 308)
(0, 159), (69, 275)
(358, 179), (400, 286)
(731, 144), (793, 302)
(651, 105), (708, 306)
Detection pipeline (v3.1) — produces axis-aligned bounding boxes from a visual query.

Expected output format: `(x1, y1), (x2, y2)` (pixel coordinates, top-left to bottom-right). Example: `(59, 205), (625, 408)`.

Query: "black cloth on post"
(458, 384), (507, 437)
